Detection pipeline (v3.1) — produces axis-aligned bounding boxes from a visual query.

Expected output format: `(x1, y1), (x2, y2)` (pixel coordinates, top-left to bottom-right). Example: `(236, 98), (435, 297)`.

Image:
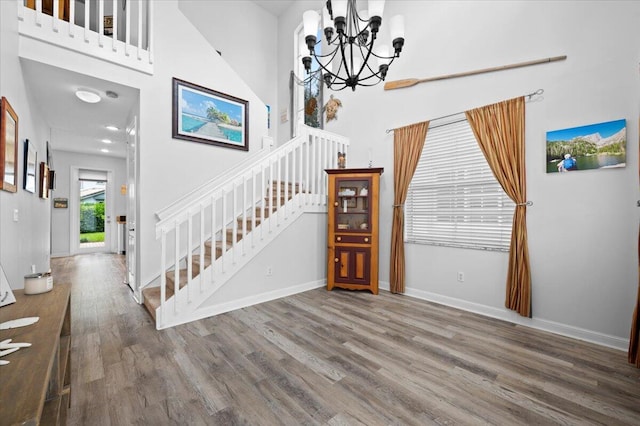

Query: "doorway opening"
(70, 167), (114, 255)
(79, 179), (107, 249)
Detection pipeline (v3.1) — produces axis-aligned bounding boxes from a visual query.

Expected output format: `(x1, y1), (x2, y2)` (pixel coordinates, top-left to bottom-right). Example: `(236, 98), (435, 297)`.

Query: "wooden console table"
(0, 283), (71, 425)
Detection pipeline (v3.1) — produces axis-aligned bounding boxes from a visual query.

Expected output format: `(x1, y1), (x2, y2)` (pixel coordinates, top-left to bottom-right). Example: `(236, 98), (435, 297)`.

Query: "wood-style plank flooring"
(52, 254), (640, 425)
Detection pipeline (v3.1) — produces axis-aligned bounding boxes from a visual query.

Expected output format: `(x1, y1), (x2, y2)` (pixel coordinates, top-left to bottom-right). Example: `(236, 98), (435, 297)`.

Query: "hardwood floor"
(52, 254), (640, 425)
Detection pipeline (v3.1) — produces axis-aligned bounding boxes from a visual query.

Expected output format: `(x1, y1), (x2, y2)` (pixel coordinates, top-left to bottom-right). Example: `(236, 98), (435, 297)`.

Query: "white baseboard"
(50, 252), (70, 258)
(378, 281), (629, 352)
(158, 279), (326, 329)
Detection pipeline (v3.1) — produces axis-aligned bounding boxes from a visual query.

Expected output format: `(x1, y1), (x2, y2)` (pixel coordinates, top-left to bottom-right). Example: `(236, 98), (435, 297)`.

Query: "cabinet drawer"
(335, 234), (371, 244)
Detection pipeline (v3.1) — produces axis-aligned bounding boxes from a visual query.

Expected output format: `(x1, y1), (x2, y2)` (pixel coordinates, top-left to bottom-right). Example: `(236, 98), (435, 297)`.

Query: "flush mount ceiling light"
(105, 125), (119, 131)
(101, 139), (113, 144)
(75, 89), (101, 103)
(100, 148), (109, 153)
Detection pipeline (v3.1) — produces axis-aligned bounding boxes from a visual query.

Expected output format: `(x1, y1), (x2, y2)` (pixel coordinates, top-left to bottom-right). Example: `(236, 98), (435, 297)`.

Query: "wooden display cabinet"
(326, 168), (383, 294)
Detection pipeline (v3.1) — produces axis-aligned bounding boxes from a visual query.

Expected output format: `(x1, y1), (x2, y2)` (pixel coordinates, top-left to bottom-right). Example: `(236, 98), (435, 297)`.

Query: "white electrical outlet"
(266, 266), (273, 276)
(457, 271), (464, 282)
(31, 265), (36, 273)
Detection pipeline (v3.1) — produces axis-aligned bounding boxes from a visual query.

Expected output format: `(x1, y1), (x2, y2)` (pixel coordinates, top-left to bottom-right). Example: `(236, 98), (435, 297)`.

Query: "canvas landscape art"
(546, 119), (626, 173)
(172, 78), (248, 151)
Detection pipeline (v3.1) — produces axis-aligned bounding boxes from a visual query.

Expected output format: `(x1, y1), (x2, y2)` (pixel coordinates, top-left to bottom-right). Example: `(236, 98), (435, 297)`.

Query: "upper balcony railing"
(18, 0), (154, 75)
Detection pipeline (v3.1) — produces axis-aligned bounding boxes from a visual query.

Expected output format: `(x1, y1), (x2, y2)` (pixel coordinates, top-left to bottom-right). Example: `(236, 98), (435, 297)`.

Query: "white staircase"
(147, 125), (349, 329)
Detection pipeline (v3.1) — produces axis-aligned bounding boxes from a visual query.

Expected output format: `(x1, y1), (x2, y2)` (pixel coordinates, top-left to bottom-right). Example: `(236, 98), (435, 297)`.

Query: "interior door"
(126, 117), (138, 296)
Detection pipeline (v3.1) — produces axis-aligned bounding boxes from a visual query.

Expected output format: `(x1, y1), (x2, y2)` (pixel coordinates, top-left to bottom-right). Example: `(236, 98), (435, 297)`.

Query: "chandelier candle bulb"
(390, 15), (405, 54)
(323, 7), (334, 39)
(368, 0), (385, 19)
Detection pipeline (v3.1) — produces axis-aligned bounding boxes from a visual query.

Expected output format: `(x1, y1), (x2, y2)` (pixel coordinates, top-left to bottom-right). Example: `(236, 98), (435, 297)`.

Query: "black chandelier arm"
(355, 32), (377, 76)
(309, 44), (345, 78)
(337, 31), (353, 78)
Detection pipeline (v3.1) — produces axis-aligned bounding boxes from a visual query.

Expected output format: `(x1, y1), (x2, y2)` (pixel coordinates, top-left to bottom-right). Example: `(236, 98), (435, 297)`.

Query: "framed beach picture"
(1, 96), (19, 193)
(172, 78), (249, 151)
(546, 119), (626, 173)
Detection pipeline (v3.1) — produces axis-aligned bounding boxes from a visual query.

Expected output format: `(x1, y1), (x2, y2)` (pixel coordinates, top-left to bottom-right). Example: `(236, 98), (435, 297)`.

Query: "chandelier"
(301, 0), (405, 91)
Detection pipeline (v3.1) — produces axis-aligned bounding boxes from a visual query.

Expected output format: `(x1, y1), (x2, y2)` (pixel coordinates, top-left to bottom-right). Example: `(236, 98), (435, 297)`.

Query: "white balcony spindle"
(125, 0), (130, 56)
(84, 0), (90, 42)
(35, 0), (42, 26)
(148, 0), (154, 64)
(68, 0), (75, 37)
(52, 0), (59, 32)
(112, 0), (118, 52)
(137, 0), (142, 59)
(98, 0), (104, 47)
(17, 0), (24, 21)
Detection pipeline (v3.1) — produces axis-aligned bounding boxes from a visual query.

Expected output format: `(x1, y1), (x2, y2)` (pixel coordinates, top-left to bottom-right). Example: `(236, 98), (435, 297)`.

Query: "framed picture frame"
(1, 96), (19, 193)
(546, 119), (627, 173)
(172, 78), (249, 151)
(23, 139), (37, 193)
(53, 198), (68, 208)
(39, 162), (49, 199)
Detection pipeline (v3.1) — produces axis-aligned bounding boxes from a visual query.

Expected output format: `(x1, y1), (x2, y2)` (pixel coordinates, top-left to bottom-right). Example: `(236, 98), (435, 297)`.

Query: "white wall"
(0, 0), (52, 288)
(179, 1), (279, 140)
(201, 212), (327, 308)
(278, 1), (640, 348)
(50, 150), (126, 257)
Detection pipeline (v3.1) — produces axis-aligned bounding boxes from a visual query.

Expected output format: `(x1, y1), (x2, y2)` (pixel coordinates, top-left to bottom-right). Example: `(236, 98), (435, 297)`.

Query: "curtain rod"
(385, 89), (544, 134)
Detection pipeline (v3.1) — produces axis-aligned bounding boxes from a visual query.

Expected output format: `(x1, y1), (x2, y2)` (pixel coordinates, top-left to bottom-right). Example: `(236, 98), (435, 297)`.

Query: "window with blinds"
(405, 117), (515, 251)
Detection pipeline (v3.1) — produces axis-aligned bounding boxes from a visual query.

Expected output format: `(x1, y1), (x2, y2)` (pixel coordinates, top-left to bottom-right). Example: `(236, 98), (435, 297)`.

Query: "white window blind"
(405, 117), (515, 251)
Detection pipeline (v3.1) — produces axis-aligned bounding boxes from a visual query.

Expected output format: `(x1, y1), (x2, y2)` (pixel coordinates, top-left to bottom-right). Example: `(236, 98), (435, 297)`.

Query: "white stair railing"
(153, 124), (349, 329)
(17, 0), (154, 74)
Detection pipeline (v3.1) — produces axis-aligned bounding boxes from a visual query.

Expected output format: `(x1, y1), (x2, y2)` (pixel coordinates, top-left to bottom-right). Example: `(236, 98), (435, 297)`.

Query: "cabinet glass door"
(335, 177), (371, 233)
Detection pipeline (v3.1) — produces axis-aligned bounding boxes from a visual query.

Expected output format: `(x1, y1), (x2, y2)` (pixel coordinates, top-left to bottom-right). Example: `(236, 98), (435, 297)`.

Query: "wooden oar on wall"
(384, 55), (567, 91)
